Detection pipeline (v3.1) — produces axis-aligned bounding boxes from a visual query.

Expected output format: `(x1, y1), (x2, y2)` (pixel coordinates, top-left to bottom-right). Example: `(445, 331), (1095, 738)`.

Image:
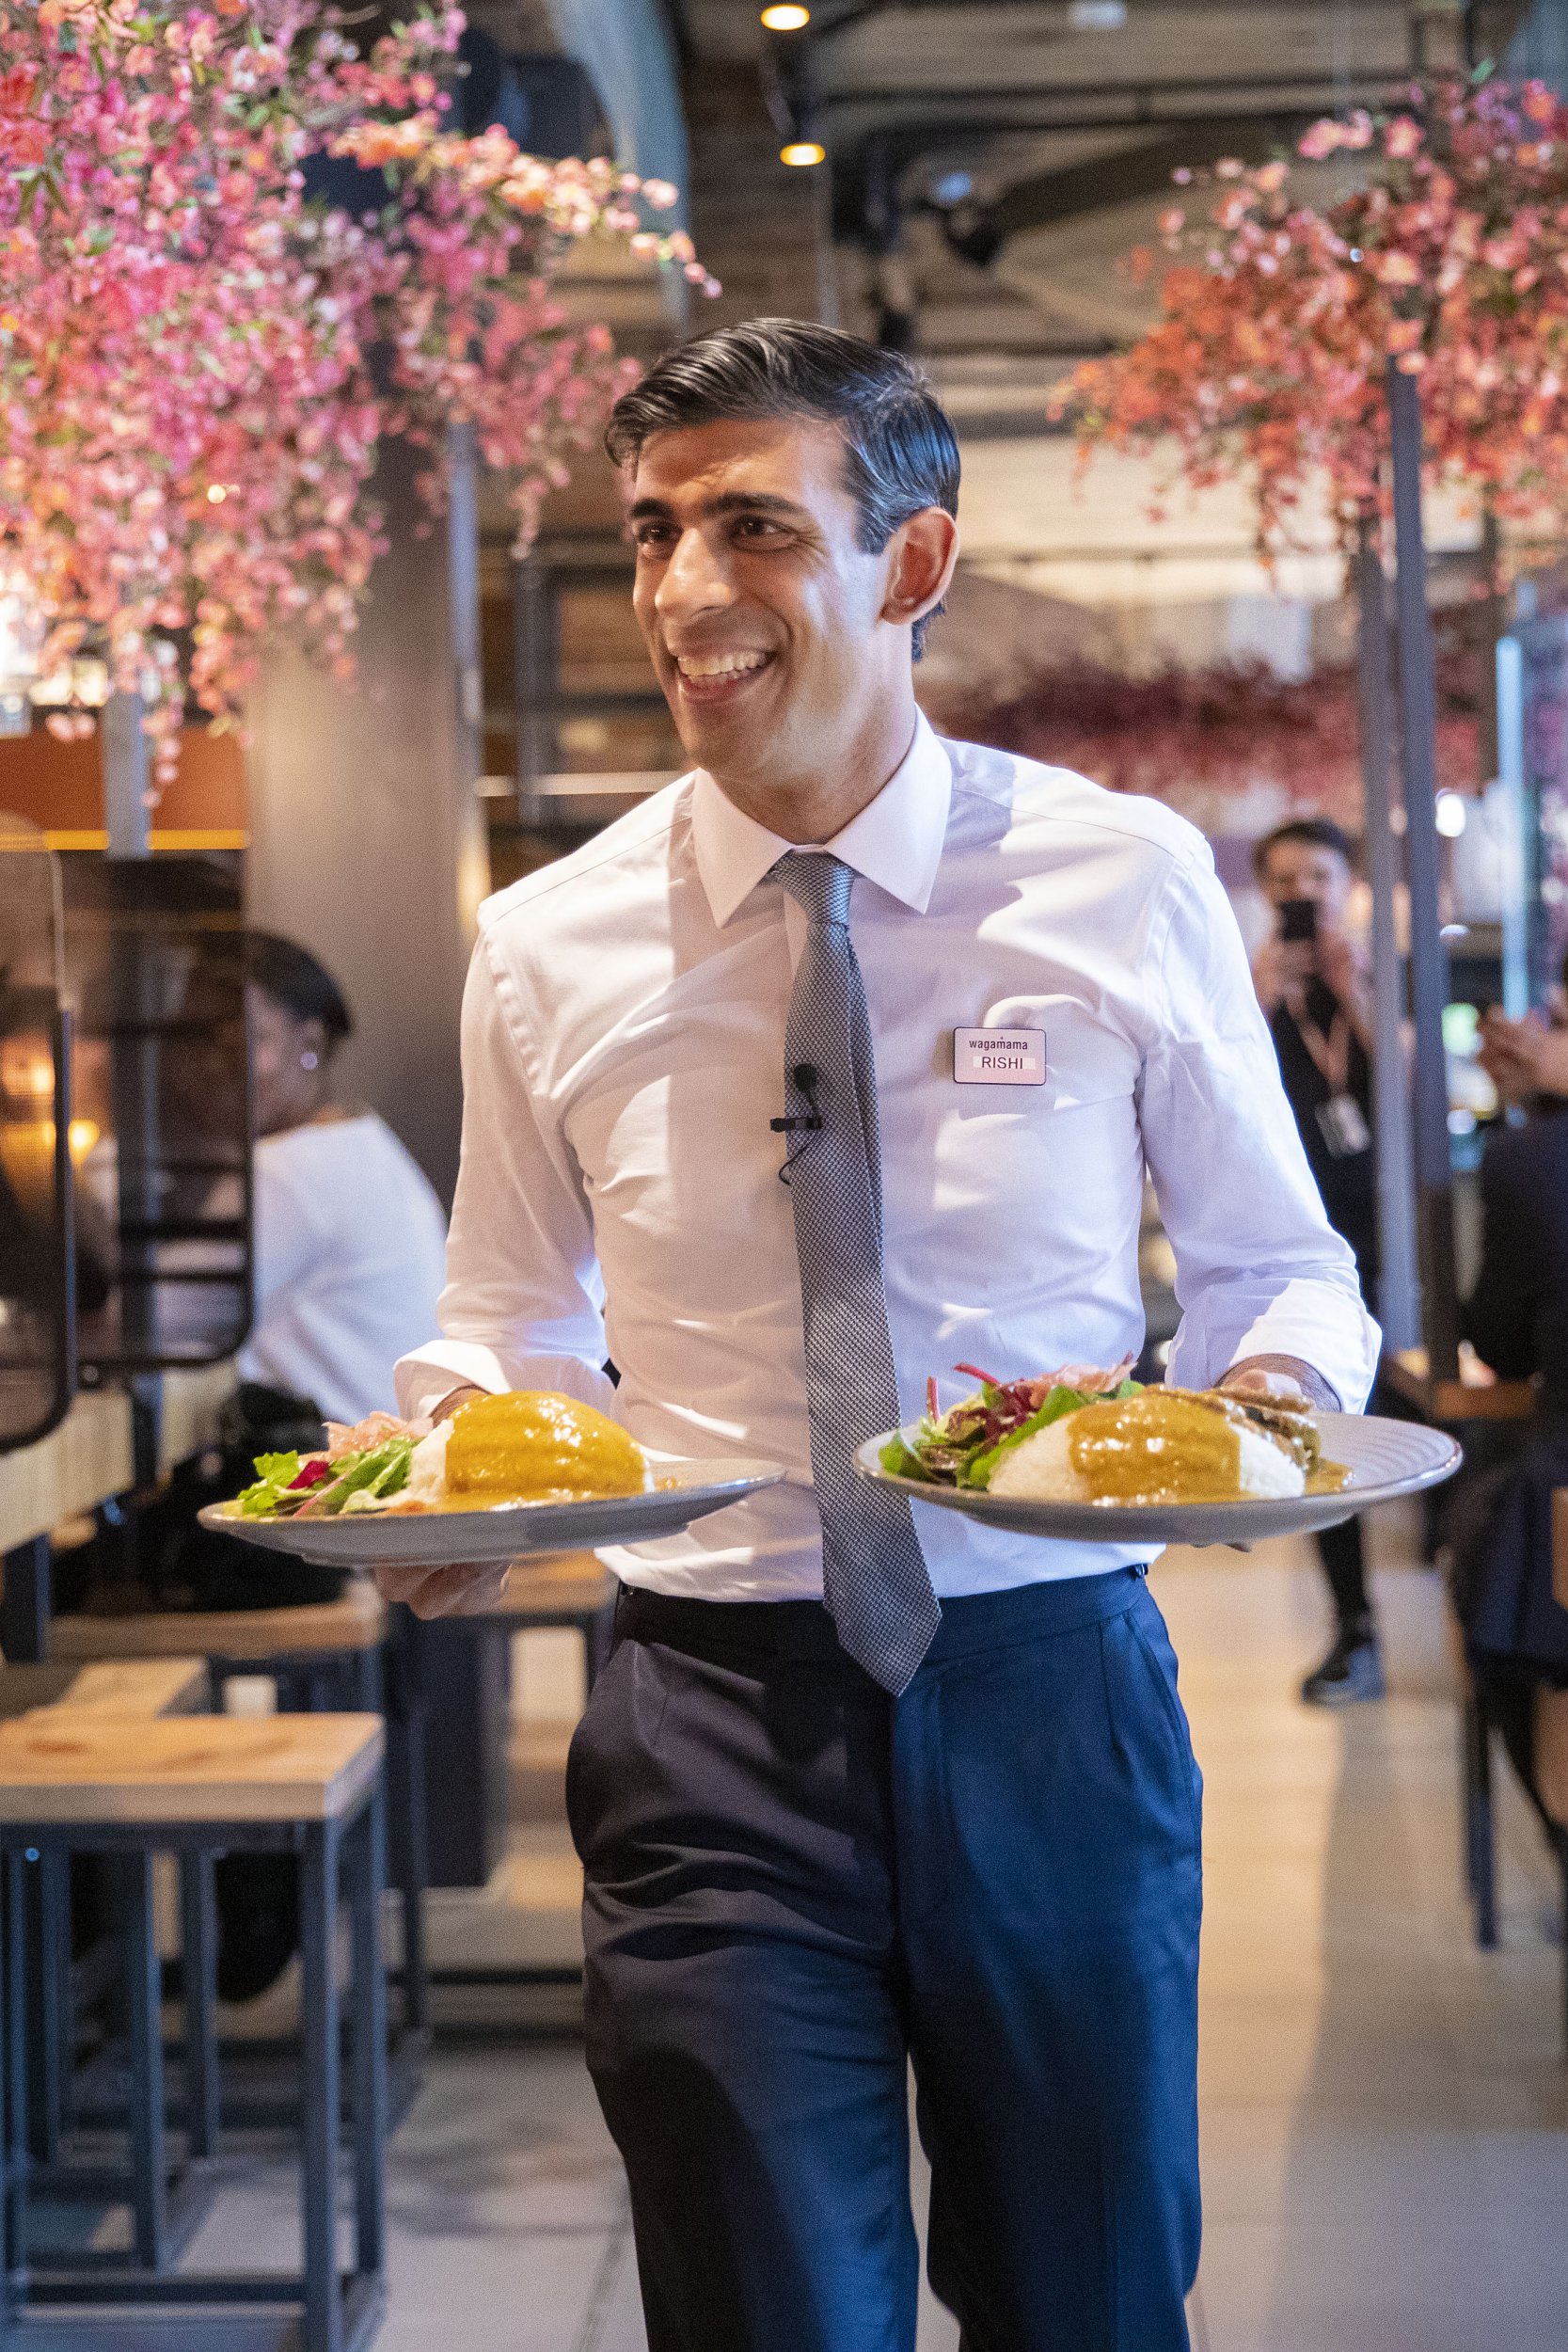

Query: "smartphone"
(1279, 898), (1319, 945)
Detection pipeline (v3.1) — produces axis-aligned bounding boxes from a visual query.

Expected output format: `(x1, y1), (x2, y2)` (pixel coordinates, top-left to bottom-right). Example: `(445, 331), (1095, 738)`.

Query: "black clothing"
(1318, 1515), (1372, 1629)
(1465, 1097), (1568, 1412)
(1452, 1108), (1568, 1819)
(1269, 978), (1379, 1281)
(1268, 976), (1378, 1636)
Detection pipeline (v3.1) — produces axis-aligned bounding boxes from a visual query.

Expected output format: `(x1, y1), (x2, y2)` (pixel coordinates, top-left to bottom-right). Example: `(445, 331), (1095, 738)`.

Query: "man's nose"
(655, 527), (734, 623)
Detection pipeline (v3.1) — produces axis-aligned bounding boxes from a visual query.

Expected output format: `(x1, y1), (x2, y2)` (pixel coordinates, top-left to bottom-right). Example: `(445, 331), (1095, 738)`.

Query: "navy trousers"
(567, 1567), (1202, 2352)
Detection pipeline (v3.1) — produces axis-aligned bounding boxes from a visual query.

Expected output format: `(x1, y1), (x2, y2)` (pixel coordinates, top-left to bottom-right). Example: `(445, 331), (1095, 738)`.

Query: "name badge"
(953, 1026), (1046, 1086)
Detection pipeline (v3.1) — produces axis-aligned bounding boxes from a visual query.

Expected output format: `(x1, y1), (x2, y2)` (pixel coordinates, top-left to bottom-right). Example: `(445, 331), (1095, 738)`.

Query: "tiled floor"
(150, 1514), (1568, 2345)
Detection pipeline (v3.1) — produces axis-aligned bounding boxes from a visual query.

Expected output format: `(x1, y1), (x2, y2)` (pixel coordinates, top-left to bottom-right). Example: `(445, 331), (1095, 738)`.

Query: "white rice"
(404, 1422), (452, 1507)
(986, 1409), (1305, 1503)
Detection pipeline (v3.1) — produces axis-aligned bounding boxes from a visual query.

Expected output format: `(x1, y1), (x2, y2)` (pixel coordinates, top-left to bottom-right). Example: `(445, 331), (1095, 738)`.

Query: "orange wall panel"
(0, 725), (247, 850)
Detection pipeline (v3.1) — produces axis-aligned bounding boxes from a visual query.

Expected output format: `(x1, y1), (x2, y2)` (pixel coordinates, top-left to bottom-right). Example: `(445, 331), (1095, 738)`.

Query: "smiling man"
(385, 322), (1378, 2352)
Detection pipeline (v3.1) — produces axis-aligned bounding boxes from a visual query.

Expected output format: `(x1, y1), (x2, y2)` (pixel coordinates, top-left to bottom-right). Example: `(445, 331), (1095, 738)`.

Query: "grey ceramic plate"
(854, 1413), (1461, 1547)
(199, 1457), (786, 1567)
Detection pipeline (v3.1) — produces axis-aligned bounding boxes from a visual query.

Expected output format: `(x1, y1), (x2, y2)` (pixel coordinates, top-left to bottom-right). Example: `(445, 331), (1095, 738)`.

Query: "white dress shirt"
(398, 715), (1378, 1598)
(242, 1113), (449, 1427)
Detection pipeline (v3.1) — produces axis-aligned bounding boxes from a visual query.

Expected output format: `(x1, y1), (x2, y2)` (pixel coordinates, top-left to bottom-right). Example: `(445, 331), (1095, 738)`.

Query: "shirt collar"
(690, 708), (953, 930)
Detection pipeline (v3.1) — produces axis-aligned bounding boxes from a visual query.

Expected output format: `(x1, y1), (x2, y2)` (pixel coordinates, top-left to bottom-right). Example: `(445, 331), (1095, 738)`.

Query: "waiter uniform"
(400, 716), (1377, 2352)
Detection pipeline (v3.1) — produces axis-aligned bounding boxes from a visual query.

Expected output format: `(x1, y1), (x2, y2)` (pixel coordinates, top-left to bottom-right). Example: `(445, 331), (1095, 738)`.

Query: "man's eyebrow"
(626, 490), (810, 525)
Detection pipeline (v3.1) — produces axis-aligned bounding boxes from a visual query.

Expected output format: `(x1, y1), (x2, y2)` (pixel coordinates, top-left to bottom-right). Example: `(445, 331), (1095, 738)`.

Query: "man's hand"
(371, 1382), (499, 1617)
(1479, 1008), (1568, 1105)
(372, 1557), (512, 1620)
(429, 1381), (486, 1425)
(1217, 1355), (1339, 1413)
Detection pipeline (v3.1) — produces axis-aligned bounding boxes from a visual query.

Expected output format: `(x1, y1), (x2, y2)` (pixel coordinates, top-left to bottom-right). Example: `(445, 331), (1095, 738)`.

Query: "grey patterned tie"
(770, 852), (941, 1695)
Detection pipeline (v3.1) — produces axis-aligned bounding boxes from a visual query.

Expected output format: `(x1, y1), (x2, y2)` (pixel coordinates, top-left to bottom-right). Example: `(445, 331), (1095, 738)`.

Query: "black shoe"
(1301, 1626), (1386, 1706)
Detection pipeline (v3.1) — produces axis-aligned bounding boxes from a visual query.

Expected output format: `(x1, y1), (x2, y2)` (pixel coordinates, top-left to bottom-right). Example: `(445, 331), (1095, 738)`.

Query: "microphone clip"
(770, 1062), (823, 1135)
(771, 1063), (823, 1180)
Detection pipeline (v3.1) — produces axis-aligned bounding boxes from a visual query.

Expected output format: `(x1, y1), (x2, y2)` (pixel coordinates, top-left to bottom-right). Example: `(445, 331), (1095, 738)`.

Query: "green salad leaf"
(321, 1438), (415, 1515)
(967, 1375), (1141, 1488)
(237, 1452), (303, 1517)
(235, 1437), (417, 1520)
(879, 1431), (933, 1483)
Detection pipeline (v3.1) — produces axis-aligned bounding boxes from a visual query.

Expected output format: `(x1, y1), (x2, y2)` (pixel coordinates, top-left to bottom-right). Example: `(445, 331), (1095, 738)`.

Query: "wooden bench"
(0, 1712), (387, 2352)
(47, 1583), (429, 2049)
(0, 1658), (210, 2174)
(51, 1580), (387, 1692)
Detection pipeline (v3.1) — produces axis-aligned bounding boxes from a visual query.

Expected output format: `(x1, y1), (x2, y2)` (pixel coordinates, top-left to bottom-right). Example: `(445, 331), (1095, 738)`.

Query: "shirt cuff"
(395, 1341), (511, 1424)
(394, 1340), (623, 1424)
(1168, 1278), (1381, 1415)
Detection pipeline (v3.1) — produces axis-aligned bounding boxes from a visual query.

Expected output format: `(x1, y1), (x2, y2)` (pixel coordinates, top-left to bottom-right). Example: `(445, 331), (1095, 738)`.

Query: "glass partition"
(60, 855), (253, 1375)
(0, 817), (74, 1450)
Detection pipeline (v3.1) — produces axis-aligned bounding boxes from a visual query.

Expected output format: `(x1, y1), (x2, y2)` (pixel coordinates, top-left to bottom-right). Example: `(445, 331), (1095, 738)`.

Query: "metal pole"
(1355, 518), (1420, 1352)
(1495, 633), (1529, 1020)
(1386, 359), (1460, 1379)
(101, 692), (150, 859)
(103, 690), (160, 1368)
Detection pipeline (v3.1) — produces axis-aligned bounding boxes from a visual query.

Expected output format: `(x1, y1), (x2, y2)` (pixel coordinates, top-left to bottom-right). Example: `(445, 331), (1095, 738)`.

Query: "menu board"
(0, 818), (74, 1450)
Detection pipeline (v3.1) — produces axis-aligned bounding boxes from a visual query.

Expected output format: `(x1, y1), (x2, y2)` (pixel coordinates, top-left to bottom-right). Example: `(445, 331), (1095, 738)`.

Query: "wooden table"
(0, 1657), (209, 1721)
(0, 1712), (388, 2350)
(1382, 1346), (1534, 1424)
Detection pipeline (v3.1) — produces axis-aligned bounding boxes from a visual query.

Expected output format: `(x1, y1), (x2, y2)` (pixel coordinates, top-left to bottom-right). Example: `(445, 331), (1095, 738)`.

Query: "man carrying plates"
(381, 322), (1377, 2352)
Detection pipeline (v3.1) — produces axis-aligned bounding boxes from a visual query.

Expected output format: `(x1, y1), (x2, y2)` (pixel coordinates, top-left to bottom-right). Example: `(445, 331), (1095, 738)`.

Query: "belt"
(616, 1565), (1148, 1676)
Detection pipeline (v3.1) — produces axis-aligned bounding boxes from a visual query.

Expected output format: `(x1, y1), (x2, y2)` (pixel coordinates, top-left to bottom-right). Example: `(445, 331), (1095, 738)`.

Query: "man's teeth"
(675, 651), (769, 679)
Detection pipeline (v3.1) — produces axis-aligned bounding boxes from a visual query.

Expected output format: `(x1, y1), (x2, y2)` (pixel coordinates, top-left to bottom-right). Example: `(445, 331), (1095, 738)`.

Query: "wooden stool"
(0, 1712), (386, 2352)
(51, 1586), (429, 2041)
(0, 1661), (212, 2187)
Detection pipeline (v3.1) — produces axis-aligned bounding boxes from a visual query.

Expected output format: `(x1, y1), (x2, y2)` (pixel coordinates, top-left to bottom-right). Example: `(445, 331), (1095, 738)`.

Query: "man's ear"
(880, 506), (959, 631)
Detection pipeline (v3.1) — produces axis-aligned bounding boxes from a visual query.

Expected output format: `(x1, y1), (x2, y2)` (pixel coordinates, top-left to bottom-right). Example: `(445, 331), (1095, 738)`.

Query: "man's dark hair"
(604, 318), (960, 657)
(1252, 816), (1360, 882)
(246, 930), (353, 1052)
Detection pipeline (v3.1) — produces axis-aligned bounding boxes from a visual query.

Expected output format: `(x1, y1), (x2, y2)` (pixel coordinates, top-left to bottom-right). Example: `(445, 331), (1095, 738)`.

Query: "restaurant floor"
(58, 1508), (1568, 2350)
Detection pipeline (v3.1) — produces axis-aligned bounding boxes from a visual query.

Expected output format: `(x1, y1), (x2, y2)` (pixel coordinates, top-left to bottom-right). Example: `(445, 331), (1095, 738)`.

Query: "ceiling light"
(207, 485), (228, 502)
(761, 5), (811, 27)
(781, 139), (825, 167)
(1434, 790), (1468, 838)
(930, 169), (974, 207)
(1070, 0), (1126, 24)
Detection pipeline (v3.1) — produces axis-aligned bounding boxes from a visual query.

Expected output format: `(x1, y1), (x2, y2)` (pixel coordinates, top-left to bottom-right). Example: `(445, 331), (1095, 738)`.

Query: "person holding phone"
(1252, 818), (1383, 1703)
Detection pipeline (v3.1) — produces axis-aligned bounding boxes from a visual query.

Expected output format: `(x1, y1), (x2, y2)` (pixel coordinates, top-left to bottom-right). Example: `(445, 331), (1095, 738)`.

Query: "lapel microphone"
(771, 1065), (824, 1184)
(770, 1063), (823, 1137)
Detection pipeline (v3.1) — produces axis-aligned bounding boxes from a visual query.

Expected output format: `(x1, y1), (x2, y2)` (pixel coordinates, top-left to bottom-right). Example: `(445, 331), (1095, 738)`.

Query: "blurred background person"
(1443, 983), (1568, 1835)
(1252, 818), (1384, 1704)
(242, 930), (448, 1428)
(1469, 986), (1568, 1400)
(155, 932), (450, 1998)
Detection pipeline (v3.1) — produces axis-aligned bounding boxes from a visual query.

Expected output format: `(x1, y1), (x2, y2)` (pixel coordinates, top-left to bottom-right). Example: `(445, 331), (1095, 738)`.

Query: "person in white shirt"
(243, 932), (447, 1428)
(381, 323), (1377, 2352)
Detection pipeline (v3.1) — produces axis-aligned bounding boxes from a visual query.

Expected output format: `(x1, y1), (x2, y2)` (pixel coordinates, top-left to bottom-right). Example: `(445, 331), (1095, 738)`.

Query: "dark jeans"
(568, 1570), (1203, 2352)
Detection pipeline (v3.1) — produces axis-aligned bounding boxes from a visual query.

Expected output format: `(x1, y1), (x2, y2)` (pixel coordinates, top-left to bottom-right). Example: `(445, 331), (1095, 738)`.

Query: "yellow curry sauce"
(1063, 1388), (1350, 1506)
(1068, 1391), (1245, 1505)
(442, 1391), (646, 1506)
